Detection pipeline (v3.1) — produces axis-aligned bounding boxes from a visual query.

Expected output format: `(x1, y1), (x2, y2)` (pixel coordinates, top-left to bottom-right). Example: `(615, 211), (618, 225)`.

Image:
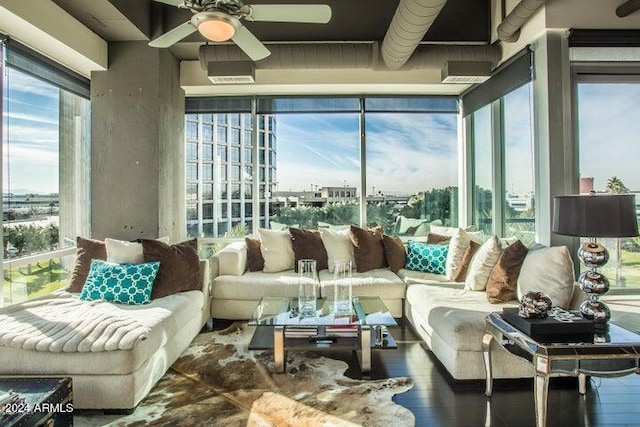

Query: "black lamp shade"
(553, 194), (639, 238)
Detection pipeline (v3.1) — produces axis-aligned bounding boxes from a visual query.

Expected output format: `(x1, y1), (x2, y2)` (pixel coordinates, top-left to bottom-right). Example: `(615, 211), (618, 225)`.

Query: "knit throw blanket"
(0, 292), (159, 352)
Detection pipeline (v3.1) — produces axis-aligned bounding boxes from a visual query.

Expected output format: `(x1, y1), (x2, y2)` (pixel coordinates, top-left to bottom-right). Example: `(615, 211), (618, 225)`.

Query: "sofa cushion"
(142, 239), (201, 299)
(69, 237), (107, 293)
(398, 269), (462, 286)
(406, 284), (518, 352)
(319, 268), (406, 300)
(320, 228), (355, 273)
(464, 235), (502, 291)
(212, 271), (310, 300)
(517, 245), (575, 309)
(105, 238), (144, 264)
(349, 225), (387, 273)
(427, 233), (451, 244)
(445, 229), (482, 281)
(257, 228), (295, 273)
(289, 228), (329, 271)
(80, 259), (160, 305)
(451, 240), (481, 282)
(406, 241), (448, 275)
(382, 234), (406, 274)
(0, 289), (203, 376)
(245, 238), (265, 272)
(486, 240), (528, 304)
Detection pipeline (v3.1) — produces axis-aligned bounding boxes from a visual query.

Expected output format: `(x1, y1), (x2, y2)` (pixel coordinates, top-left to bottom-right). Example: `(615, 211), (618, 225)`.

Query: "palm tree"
(606, 176), (629, 194)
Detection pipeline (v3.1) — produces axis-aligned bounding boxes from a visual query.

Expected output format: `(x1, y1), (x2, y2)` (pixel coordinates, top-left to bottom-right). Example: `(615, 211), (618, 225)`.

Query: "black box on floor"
(502, 308), (595, 343)
(0, 377), (73, 426)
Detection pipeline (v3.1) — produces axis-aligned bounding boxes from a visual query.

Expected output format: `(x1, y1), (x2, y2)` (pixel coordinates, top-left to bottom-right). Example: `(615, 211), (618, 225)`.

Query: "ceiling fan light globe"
(192, 11), (238, 42)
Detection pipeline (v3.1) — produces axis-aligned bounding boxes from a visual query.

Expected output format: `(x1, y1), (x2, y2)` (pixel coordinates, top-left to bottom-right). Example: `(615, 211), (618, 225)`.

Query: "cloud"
(273, 112), (459, 195)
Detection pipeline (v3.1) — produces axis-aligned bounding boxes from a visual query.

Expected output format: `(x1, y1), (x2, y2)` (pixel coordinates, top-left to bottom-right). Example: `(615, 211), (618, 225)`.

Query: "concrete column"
(531, 30), (577, 247)
(90, 42), (185, 241)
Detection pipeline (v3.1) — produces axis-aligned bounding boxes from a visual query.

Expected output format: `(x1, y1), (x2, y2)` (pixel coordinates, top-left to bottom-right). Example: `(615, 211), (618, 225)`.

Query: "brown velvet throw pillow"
(427, 233), (451, 245)
(68, 236), (107, 293)
(486, 240), (528, 303)
(289, 228), (329, 271)
(382, 234), (406, 274)
(245, 237), (265, 272)
(349, 225), (388, 273)
(451, 240), (481, 282)
(142, 239), (201, 299)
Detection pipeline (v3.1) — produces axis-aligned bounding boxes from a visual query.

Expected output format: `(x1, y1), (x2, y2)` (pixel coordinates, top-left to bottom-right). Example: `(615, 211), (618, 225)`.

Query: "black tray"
(502, 308), (595, 343)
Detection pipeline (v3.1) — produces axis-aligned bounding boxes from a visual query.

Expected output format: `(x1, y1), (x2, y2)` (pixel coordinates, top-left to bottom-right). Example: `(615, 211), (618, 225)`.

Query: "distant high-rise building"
(185, 113), (276, 237)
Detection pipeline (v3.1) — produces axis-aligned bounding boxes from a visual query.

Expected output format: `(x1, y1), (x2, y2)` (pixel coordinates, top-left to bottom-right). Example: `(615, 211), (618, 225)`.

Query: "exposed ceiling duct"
(381, 0), (449, 70)
(497, 0), (547, 43)
(199, 43), (501, 72)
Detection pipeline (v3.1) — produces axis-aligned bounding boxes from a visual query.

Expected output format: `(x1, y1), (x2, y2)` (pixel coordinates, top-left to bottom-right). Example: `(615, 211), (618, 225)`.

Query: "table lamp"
(552, 194), (638, 329)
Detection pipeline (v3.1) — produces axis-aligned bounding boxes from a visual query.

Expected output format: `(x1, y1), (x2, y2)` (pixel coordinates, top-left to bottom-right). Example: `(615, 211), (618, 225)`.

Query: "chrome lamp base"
(577, 241), (611, 330)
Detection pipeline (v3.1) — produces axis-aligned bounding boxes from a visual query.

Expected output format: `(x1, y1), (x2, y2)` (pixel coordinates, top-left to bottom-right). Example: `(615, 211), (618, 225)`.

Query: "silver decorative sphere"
(578, 270), (610, 295)
(577, 242), (609, 268)
(579, 298), (611, 324)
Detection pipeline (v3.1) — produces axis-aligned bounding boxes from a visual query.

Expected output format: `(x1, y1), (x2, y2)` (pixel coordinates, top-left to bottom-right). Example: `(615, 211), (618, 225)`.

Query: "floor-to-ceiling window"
(502, 84), (535, 244)
(365, 97), (459, 235)
(576, 78), (640, 289)
(1, 38), (90, 306)
(464, 50), (535, 244)
(471, 105), (493, 236)
(185, 96), (459, 239)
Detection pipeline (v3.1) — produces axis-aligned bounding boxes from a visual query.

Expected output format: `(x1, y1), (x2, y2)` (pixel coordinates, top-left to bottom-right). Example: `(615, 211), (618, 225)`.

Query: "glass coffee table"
(248, 296), (397, 374)
(483, 312), (640, 427)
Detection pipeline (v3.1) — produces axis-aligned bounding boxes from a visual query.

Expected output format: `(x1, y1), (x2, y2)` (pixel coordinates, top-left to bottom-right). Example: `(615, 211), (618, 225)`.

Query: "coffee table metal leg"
(360, 325), (371, 373)
(534, 355), (550, 427)
(482, 333), (493, 396)
(274, 326), (285, 373)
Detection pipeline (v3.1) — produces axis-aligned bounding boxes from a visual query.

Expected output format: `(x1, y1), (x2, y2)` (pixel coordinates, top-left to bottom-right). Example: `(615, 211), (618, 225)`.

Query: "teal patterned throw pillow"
(80, 259), (160, 305)
(406, 241), (448, 274)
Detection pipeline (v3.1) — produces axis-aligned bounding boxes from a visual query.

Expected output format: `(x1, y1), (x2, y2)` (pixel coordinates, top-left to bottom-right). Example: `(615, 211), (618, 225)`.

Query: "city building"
(185, 113), (276, 237)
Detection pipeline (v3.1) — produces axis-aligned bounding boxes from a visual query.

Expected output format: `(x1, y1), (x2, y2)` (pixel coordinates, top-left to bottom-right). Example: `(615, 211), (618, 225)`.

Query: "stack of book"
(284, 327), (317, 338)
(325, 325), (359, 338)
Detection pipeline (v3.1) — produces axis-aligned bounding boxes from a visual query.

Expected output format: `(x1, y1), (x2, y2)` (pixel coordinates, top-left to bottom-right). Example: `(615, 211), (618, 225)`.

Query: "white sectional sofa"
(211, 241), (406, 318)
(0, 259), (211, 410)
(210, 234), (593, 381)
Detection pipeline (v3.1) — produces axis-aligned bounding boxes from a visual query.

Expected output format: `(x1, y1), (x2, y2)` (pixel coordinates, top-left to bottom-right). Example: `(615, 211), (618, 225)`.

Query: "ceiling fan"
(149, 0), (332, 61)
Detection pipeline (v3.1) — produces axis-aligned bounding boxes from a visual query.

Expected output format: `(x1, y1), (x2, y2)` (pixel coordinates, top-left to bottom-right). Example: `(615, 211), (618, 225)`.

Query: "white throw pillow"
(445, 228), (483, 280)
(320, 228), (355, 273)
(517, 245), (575, 309)
(257, 228), (295, 273)
(465, 235), (503, 291)
(105, 238), (143, 264)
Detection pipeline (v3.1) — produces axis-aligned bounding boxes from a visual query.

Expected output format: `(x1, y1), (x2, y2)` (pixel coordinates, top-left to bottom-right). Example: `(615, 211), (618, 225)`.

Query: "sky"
(274, 111), (458, 196)
(577, 82), (640, 192)
(2, 68), (60, 195)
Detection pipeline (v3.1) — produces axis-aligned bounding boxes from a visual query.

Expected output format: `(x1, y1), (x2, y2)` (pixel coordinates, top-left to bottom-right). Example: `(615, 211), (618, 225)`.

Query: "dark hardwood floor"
(212, 319), (640, 427)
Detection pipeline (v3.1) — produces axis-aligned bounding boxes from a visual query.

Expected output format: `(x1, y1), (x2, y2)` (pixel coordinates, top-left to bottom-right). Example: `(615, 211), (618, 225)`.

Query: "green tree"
(606, 176), (629, 194)
(366, 202), (395, 231)
(321, 202), (358, 226)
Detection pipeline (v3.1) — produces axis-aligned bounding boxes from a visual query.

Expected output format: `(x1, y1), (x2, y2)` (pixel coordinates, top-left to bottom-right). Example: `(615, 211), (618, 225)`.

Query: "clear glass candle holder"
(333, 260), (353, 316)
(298, 259), (318, 319)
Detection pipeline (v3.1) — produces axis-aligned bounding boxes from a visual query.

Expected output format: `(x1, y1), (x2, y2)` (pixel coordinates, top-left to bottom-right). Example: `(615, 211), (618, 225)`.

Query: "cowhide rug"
(75, 325), (415, 426)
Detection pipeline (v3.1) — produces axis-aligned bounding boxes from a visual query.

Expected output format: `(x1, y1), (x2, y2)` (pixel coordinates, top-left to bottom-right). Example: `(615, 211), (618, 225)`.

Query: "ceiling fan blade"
(249, 4), (331, 23)
(231, 25), (271, 61)
(152, 0), (183, 6)
(149, 21), (196, 48)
